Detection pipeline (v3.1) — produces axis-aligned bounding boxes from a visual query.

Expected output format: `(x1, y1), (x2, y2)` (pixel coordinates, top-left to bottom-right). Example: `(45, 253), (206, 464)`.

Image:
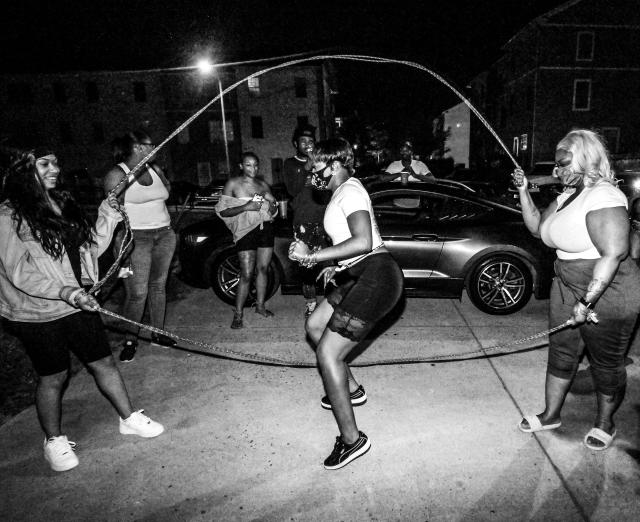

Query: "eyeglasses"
(139, 142), (155, 147)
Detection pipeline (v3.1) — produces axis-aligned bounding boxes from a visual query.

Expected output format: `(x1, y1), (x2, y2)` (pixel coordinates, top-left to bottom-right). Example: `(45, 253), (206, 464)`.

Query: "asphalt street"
(1, 282), (639, 521)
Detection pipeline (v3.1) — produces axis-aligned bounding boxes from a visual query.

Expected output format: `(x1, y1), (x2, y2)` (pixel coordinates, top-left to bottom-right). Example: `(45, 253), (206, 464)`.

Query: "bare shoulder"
(222, 176), (241, 196)
(104, 165), (127, 190)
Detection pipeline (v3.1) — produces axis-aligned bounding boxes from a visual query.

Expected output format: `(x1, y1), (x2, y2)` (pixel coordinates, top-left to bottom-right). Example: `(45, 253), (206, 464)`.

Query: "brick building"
(0, 60), (334, 188)
(468, 0), (640, 170)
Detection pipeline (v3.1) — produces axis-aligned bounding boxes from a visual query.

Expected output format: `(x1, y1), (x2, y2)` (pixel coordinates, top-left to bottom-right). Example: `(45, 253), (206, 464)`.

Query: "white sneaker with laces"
(119, 410), (164, 438)
(44, 435), (79, 472)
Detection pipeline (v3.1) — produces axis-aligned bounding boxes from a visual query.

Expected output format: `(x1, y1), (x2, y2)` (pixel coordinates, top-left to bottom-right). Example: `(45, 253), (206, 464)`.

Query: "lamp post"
(197, 59), (231, 176)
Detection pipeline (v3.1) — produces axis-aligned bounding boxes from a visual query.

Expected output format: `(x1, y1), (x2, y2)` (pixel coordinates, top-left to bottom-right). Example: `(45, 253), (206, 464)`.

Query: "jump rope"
(89, 54), (593, 367)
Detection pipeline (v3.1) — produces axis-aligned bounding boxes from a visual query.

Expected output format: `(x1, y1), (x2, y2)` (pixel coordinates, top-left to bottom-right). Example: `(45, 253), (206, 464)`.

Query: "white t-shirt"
(385, 159), (434, 182)
(323, 178), (384, 266)
(540, 182), (627, 259)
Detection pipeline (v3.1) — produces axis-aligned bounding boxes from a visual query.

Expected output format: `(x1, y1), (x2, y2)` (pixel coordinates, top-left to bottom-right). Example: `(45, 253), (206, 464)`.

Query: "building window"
(576, 32), (594, 61)
(86, 82), (99, 102)
(573, 79), (591, 111)
(296, 115), (309, 128)
(133, 82), (147, 102)
(52, 82), (67, 103)
(197, 162), (212, 187)
(7, 83), (33, 104)
(294, 76), (307, 98)
(177, 126), (190, 144)
(601, 127), (620, 154)
(59, 122), (73, 144)
(271, 158), (284, 185)
(208, 119), (235, 143)
(251, 116), (264, 139)
(248, 77), (260, 97)
(92, 122), (105, 144)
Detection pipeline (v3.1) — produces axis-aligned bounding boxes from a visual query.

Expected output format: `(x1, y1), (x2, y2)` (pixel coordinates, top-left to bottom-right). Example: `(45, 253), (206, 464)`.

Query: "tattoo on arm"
(585, 278), (608, 302)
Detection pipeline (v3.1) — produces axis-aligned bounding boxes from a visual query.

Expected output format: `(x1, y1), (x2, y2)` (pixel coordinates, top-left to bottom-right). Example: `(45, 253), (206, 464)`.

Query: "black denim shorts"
(326, 252), (403, 341)
(235, 222), (275, 252)
(4, 311), (112, 376)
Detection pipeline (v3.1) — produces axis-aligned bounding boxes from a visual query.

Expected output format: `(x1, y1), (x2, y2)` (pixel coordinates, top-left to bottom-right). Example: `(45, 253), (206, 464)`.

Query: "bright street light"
(196, 57), (230, 176)
(196, 59), (214, 75)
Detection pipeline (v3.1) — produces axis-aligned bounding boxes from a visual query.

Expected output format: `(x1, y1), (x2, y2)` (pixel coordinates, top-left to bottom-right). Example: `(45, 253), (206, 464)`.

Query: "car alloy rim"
(218, 256), (241, 297)
(476, 261), (526, 310)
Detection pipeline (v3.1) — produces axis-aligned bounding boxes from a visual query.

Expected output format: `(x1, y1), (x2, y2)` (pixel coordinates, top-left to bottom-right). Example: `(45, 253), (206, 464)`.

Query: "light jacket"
(0, 200), (121, 322)
(214, 195), (273, 243)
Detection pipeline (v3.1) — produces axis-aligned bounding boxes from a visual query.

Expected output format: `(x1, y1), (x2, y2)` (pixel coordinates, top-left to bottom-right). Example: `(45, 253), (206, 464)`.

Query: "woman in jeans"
(104, 130), (177, 362)
(289, 138), (403, 470)
(0, 146), (163, 472)
(513, 129), (640, 450)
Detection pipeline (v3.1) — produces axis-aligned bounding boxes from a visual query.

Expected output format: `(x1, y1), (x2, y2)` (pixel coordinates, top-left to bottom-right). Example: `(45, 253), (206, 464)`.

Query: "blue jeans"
(122, 226), (176, 340)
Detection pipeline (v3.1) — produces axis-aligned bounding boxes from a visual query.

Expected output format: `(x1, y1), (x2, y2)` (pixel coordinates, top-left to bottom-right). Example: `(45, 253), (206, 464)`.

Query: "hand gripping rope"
(88, 53), (585, 365)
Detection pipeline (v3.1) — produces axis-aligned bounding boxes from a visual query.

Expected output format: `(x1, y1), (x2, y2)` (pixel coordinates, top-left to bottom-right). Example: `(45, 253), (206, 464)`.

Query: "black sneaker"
(119, 340), (137, 363)
(321, 385), (367, 410)
(151, 333), (178, 348)
(323, 431), (371, 470)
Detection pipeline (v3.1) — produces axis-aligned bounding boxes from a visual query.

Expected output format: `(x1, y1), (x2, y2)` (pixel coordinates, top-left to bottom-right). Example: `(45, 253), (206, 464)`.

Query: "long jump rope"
(89, 54), (595, 367)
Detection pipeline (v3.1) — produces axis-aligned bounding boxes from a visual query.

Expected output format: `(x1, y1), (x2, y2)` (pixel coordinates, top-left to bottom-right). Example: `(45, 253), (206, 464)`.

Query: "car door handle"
(412, 234), (440, 241)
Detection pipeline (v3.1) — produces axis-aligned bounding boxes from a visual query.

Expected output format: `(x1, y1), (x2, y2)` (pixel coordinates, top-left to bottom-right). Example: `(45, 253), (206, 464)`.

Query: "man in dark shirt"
(283, 124), (328, 317)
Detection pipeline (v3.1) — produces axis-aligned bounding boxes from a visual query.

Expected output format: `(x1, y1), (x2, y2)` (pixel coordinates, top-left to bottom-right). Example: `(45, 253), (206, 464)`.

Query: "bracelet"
(301, 252), (318, 268)
(579, 297), (595, 310)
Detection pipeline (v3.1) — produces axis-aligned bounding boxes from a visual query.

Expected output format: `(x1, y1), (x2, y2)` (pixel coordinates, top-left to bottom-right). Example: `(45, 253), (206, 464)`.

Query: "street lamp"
(197, 58), (231, 176)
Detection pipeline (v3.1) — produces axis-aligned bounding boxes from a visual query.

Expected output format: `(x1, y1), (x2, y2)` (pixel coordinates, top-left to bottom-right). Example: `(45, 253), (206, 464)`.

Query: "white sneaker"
(304, 301), (317, 318)
(119, 410), (164, 438)
(117, 267), (133, 278)
(43, 435), (79, 472)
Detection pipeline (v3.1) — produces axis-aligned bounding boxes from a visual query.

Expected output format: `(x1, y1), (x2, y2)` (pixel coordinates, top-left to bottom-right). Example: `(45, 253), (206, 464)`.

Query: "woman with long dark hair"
(104, 130), (177, 362)
(0, 147), (164, 472)
(289, 138), (403, 469)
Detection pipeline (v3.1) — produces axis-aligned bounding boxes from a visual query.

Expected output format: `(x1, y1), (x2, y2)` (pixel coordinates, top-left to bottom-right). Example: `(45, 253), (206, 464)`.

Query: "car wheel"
(209, 248), (281, 306)
(467, 255), (532, 315)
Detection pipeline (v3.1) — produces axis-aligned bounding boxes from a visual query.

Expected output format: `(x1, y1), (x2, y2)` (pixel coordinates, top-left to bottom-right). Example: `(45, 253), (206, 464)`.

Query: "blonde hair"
(556, 129), (615, 187)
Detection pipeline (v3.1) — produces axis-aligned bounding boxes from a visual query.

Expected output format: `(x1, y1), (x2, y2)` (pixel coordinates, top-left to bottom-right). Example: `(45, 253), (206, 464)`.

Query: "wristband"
(578, 297), (594, 310)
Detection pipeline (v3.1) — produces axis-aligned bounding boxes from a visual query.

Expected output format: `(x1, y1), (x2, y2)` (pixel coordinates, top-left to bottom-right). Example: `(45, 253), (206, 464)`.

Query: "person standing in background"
(378, 140), (436, 184)
(283, 124), (330, 318)
(103, 130), (177, 363)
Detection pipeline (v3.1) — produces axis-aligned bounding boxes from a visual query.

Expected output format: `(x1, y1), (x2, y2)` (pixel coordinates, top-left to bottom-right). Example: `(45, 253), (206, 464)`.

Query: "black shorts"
(326, 252), (404, 341)
(4, 311), (113, 376)
(235, 222), (275, 252)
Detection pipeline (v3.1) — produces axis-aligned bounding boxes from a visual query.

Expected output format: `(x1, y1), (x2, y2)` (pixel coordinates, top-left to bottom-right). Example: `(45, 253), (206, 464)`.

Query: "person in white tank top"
(104, 130), (177, 362)
(512, 129), (640, 451)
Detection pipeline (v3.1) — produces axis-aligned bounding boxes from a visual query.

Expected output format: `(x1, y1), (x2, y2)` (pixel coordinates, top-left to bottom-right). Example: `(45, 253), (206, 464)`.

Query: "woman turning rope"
(0, 147), (164, 472)
(289, 138), (403, 469)
(513, 129), (640, 450)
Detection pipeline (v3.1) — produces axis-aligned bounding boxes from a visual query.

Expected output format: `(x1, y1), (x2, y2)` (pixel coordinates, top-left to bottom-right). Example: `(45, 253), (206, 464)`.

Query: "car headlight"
(183, 234), (208, 246)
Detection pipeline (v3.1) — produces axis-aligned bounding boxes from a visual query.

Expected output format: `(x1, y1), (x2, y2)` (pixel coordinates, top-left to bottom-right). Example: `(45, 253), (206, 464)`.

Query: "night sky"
(2, 0), (565, 143)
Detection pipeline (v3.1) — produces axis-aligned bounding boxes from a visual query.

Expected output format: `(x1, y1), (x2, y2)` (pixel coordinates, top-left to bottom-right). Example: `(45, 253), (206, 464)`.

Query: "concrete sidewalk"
(1, 285), (639, 521)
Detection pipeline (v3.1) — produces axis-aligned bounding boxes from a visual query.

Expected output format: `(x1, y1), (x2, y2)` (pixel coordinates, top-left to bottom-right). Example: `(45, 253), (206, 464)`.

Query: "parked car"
(177, 182), (555, 315)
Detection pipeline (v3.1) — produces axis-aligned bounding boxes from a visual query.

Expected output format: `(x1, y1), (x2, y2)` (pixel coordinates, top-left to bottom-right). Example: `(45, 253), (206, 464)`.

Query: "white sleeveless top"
(119, 163), (171, 230)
